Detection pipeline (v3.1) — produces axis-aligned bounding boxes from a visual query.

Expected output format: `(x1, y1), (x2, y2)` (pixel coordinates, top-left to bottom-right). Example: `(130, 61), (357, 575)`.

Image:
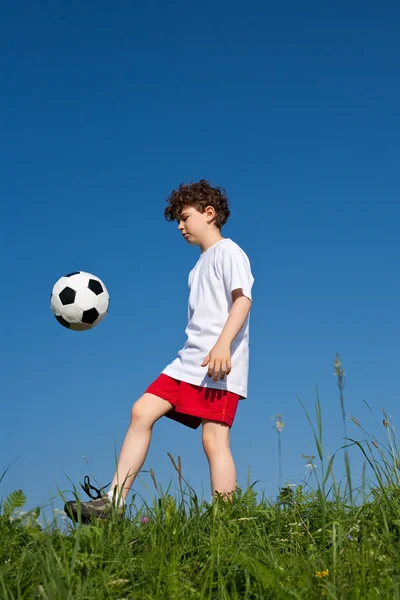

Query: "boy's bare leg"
(201, 419), (236, 499)
(110, 393), (173, 501)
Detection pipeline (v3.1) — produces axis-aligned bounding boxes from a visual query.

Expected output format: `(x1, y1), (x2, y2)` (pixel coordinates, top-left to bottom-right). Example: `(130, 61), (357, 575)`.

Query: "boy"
(65, 180), (254, 523)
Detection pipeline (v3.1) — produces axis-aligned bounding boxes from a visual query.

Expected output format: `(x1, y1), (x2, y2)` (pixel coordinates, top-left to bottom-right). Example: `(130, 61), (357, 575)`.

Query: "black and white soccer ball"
(50, 271), (110, 331)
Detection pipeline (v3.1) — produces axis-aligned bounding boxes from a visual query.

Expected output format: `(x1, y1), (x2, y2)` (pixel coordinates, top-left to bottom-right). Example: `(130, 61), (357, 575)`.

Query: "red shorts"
(145, 373), (242, 429)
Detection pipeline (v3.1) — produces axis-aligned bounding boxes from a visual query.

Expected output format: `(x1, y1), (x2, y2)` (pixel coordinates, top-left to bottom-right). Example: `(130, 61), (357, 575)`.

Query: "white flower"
(54, 508), (67, 520)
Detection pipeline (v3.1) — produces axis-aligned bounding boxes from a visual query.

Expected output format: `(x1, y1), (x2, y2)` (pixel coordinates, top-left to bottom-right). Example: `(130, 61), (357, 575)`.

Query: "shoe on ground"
(64, 475), (124, 524)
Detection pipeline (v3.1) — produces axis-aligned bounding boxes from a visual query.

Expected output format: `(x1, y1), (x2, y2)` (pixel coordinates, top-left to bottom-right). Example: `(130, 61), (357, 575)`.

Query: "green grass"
(2, 355), (400, 599)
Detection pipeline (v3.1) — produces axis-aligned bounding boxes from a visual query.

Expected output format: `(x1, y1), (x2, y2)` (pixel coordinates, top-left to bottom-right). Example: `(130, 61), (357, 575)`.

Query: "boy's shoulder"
(216, 238), (250, 259)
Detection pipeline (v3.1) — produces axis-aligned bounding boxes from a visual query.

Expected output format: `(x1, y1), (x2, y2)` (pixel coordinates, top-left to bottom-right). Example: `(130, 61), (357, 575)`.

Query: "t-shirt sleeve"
(221, 249), (254, 301)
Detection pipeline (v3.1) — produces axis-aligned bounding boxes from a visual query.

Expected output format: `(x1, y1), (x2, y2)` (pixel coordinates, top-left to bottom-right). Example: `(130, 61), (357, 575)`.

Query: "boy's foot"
(64, 475), (124, 524)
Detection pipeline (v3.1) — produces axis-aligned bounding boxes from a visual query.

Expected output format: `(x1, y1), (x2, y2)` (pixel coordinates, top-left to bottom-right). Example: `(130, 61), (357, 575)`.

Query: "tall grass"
(1, 355), (400, 599)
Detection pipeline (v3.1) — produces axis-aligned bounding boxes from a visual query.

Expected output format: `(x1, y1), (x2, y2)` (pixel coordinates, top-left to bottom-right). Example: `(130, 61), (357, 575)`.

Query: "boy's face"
(177, 205), (215, 245)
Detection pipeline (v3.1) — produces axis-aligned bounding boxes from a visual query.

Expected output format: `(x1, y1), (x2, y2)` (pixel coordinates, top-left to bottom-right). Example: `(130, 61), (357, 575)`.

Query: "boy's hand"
(202, 342), (232, 381)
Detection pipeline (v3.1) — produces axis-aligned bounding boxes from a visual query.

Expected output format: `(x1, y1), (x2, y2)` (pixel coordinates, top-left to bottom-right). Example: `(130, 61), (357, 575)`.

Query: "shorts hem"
(176, 407), (234, 427)
(166, 407), (235, 428)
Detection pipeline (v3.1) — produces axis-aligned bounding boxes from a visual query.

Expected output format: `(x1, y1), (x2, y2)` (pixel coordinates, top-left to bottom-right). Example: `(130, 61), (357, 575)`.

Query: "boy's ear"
(205, 205), (216, 223)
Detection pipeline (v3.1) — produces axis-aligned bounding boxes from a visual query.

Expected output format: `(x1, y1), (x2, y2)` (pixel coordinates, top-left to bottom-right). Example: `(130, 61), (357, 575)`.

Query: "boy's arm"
(218, 289), (252, 346)
(201, 289), (252, 382)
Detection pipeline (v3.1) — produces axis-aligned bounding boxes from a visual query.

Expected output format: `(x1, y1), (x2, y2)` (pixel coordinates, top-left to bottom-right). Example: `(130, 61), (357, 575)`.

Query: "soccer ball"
(50, 271), (110, 331)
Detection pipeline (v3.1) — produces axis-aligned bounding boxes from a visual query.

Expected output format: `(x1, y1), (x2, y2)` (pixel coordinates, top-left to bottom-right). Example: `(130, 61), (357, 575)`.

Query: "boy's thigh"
(132, 393), (173, 422)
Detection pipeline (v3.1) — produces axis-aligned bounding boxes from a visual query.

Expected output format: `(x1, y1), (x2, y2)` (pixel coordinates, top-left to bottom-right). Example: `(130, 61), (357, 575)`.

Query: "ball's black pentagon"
(59, 287), (76, 305)
(88, 279), (103, 295)
(82, 307), (99, 325)
(56, 315), (70, 329)
(64, 271), (80, 277)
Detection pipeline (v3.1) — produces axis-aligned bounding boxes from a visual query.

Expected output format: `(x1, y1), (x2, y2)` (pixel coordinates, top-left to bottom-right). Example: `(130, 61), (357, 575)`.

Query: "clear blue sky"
(2, 1), (399, 518)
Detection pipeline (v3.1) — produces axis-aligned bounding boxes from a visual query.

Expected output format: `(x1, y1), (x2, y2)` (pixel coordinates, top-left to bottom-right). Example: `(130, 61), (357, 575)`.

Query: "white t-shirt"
(162, 238), (254, 398)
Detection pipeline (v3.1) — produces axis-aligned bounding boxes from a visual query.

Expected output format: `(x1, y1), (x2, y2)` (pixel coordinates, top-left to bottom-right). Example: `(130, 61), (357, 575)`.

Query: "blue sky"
(2, 1), (399, 518)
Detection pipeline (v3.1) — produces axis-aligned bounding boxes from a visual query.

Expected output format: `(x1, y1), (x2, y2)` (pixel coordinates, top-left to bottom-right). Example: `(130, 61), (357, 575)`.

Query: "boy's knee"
(130, 402), (144, 422)
(202, 435), (217, 457)
(202, 426), (229, 457)
(130, 393), (171, 426)
(130, 399), (153, 426)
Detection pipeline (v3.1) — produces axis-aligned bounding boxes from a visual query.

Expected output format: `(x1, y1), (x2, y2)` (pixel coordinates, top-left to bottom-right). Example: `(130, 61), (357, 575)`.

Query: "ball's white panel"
(75, 288), (97, 311)
(70, 321), (92, 331)
(100, 280), (109, 296)
(60, 303), (83, 323)
(67, 272), (91, 291)
(52, 277), (70, 296)
(91, 312), (106, 328)
(50, 294), (63, 316)
(96, 292), (109, 315)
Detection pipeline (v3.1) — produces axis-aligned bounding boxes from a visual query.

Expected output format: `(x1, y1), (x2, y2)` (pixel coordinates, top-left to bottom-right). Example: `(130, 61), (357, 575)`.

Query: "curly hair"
(164, 179), (230, 230)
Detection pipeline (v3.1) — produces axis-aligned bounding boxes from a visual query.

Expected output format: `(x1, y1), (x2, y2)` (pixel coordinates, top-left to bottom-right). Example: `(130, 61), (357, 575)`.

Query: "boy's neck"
(199, 230), (225, 254)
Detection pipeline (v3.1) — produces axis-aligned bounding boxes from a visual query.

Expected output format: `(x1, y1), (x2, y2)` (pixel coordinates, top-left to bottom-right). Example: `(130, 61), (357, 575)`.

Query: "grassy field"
(2, 356), (400, 599)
